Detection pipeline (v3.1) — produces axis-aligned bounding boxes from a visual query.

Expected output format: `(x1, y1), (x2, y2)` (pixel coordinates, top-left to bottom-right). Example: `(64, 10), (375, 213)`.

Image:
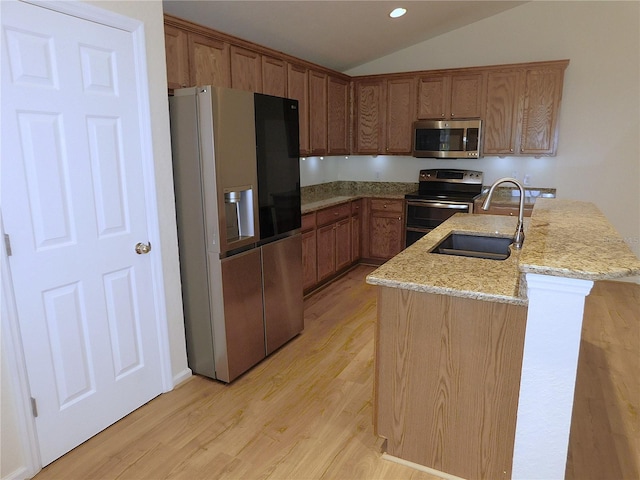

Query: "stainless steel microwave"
(412, 119), (482, 158)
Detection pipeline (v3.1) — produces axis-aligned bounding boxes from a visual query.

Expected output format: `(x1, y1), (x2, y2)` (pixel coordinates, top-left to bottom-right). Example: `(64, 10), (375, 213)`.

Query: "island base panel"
(374, 286), (527, 480)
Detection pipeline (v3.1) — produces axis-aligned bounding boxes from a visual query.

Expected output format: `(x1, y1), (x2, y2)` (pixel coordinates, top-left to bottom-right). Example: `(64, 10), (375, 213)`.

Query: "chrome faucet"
(482, 177), (526, 249)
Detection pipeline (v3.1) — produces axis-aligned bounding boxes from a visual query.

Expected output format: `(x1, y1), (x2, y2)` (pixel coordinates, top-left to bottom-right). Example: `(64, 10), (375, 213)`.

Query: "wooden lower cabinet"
(364, 198), (404, 262)
(375, 286), (527, 479)
(301, 213), (317, 292)
(303, 200), (363, 293)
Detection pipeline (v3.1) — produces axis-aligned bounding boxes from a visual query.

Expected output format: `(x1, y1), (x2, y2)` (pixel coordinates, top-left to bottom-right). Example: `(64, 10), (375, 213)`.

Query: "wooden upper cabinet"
(417, 75), (448, 119)
(483, 69), (521, 155)
(450, 74), (484, 118)
(164, 24), (189, 90)
(308, 70), (328, 155)
(483, 60), (568, 156)
(287, 63), (310, 155)
(188, 32), (230, 88)
(519, 65), (565, 155)
(261, 56), (287, 97)
(231, 46), (262, 92)
(418, 73), (484, 119)
(386, 76), (417, 154)
(353, 78), (385, 154)
(327, 75), (350, 155)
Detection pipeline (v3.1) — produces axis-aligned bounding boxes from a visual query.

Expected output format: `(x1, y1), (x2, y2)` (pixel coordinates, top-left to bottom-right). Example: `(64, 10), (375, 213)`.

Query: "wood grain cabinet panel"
(301, 213), (317, 292)
(483, 69), (521, 155)
(375, 288), (527, 479)
(316, 223), (336, 282)
(367, 199), (404, 261)
(327, 75), (350, 155)
(261, 56), (287, 97)
(164, 24), (189, 90)
(385, 77), (417, 154)
(335, 218), (352, 272)
(231, 46), (262, 92)
(519, 66), (565, 155)
(483, 60), (568, 156)
(417, 75), (448, 119)
(418, 73), (484, 120)
(309, 70), (328, 155)
(188, 33), (231, 88)
(353, 79), (385, 154)
(287, 63), (310, 155)
(351, 200), (362, 262)
(449, 73), (485, 118)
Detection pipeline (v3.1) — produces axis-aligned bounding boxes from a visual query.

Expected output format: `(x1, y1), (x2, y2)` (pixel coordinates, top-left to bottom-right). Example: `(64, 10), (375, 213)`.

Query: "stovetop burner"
(405, 168), (484, 201)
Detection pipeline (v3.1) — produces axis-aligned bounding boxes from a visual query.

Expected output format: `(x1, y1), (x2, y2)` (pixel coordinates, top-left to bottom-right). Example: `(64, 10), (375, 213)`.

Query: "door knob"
(135, 242), (152, 254)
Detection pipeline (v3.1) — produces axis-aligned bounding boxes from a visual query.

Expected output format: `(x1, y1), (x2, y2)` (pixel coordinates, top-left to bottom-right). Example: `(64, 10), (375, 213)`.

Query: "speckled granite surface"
(476, 186), (556, 208)
(301, 181), (416, 214)
(366, 198), (640, 304)
(519, 198), (640, 279)
(366, 214), (530, 305)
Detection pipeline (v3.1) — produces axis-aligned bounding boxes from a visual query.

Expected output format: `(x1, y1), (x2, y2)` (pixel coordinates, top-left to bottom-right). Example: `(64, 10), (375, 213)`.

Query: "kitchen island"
(367, 198), (640, 480)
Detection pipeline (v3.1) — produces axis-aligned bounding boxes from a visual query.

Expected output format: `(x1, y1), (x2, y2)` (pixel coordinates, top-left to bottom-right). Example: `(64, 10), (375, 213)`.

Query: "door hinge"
(31, 397), (38, 417)
(4, 234), (11, 256)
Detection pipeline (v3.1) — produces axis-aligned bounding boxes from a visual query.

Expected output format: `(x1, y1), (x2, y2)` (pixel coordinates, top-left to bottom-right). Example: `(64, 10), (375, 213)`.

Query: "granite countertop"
(475, 186), (557, 208)
(366, 214), (530, 305)
(300, 181), (415, 214)
(366, 198), (640, 305)
(519, 198), (640, 279)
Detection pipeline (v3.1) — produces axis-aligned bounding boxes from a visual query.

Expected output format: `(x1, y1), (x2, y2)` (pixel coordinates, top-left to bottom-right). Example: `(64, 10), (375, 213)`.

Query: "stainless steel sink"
(431, 233), (513, 260)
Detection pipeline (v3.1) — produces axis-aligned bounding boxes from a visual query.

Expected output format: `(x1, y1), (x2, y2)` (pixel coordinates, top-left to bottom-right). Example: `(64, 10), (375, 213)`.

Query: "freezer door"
(219, 248), (266, 382)
(261, 234), (304, 355)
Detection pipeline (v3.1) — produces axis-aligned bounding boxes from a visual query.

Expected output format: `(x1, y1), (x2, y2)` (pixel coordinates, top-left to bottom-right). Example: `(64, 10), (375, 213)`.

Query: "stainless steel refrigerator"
(169, 86), (303, 383)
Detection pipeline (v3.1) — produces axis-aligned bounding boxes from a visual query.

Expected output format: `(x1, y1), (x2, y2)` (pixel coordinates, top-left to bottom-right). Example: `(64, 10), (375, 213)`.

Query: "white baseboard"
(171, 368), (192, 388)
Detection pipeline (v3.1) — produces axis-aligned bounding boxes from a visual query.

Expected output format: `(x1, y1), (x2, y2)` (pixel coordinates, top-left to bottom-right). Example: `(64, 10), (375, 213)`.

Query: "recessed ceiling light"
(389, 7), (407, 18)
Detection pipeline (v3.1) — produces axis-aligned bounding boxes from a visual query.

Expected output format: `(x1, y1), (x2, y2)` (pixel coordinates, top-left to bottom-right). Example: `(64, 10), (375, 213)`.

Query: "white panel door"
(1, 1), (163, 466)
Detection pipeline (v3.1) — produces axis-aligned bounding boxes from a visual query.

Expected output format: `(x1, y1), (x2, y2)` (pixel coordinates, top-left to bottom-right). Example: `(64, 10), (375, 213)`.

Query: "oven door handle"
(407, 201), (470, 209)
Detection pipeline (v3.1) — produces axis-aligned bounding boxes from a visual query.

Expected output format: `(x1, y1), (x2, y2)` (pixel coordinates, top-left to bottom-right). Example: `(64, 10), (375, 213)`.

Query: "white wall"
(305, 2), (640, 265)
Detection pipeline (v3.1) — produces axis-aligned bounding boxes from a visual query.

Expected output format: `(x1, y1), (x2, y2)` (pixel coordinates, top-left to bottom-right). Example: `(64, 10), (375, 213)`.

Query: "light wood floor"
(34, 266), (638, 480)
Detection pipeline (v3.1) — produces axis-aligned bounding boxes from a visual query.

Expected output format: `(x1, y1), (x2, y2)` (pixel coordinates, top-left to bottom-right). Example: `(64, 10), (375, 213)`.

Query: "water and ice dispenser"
(224, 186), (254, 243)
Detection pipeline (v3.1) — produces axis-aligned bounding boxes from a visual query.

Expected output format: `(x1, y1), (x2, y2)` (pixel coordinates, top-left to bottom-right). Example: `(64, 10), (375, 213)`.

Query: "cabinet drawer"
(316, 203), (351, 226)
(351, 199), (363, 215)
(369, 198), (404, 213)
(301, 212), (316, 232)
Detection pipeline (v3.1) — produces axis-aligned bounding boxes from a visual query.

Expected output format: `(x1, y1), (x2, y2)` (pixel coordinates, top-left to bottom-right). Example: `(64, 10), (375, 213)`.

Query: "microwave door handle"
(463, 132), (468, 151)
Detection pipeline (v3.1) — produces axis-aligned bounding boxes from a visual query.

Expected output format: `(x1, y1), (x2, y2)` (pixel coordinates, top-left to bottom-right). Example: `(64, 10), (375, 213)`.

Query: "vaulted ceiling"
(162, 1), (526, 72)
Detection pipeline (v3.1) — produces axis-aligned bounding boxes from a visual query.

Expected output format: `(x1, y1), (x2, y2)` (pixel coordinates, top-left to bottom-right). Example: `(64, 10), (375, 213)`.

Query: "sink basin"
(431, 233), (513, 260)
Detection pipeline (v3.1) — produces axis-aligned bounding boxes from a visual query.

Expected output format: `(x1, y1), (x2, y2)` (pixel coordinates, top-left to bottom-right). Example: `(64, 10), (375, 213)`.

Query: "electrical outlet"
(511, 171), (519, 180)
(375, 171), (380, 180)
(523, 174), (531, 186)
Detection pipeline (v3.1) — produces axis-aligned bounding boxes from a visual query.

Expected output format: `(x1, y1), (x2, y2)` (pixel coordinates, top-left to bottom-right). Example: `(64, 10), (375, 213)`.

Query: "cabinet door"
(188, 33), (230, 88)
(450, 73), (484, 119)
(386, 77), (417, 154)
(309, 70), (328, 155)
(327, 75), (350, 155)
(351, 214), (361, 262)
(302, 228), (317, 291)
(164, 24), (189, 90)
(417, 75), (448, 119)
(287, 63), (310, 155)
(483, 69), (521, 155)
(262, 56), (287, 97)
(335, 218), (352, 271)
(316, 223), (336, 282)
(353, 79), (385, 154)
(231, 46), (262, 92)
(369, 211), (404, 260)
(519, 66), (564, 155)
